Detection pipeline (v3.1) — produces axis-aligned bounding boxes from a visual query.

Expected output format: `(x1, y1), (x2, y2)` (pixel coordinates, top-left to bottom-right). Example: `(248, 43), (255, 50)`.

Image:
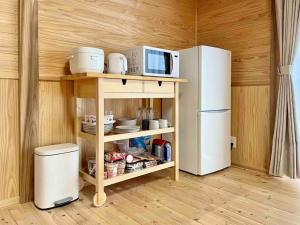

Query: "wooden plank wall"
(37, 0), (196, 147)
(0, 0), (20, 206)
(197, 0), (273, 171)
(38, 0), (196, 79)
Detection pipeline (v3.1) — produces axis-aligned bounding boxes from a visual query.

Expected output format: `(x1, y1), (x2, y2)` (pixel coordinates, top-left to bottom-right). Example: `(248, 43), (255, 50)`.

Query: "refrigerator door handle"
(198, 109), (231, 115)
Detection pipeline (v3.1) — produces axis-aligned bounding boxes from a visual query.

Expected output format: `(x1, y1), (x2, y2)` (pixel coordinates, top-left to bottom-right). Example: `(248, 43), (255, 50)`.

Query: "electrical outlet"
(231, 136), (237, 149)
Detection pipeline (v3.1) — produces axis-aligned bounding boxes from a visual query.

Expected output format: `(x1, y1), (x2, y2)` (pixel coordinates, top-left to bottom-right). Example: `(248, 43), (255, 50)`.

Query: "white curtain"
(270, 0), (300, 178)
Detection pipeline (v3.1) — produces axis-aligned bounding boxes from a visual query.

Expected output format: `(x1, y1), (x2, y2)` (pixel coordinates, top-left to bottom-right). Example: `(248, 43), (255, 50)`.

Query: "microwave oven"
(123, 46), (179, 77)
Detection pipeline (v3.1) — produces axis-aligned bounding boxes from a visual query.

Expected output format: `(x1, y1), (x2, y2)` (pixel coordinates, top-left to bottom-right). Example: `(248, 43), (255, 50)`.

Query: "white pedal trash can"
(34, 143), (79, 210)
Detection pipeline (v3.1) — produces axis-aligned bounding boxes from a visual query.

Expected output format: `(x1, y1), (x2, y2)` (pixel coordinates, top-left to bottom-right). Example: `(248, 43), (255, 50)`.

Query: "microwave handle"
(170, 53), (174, 75)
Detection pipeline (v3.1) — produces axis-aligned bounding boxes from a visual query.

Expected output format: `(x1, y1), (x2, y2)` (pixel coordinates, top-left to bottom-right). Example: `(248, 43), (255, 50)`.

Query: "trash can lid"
(35, 143), (79, 156)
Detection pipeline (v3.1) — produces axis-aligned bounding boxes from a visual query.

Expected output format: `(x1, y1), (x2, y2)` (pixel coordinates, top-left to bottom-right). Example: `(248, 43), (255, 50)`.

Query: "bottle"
(155, 145), (163, 161)
(142, 108), (149, 130)
(164, 142), (172, 162)
(148, 107), (154, 120)
(136, 107), (143, 126)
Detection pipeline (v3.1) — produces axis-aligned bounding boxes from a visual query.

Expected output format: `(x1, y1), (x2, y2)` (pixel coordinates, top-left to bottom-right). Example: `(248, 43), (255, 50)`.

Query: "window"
(292, 45), (300, 140)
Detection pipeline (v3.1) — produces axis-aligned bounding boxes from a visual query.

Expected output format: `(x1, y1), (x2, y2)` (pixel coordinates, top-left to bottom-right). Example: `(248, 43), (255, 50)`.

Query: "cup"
(159, 119), (168, 128)
(87, 159), (96, 177)
(105, 163), (118, 178)
(149, 120), (159, 130)
(117, 161), (126, 175)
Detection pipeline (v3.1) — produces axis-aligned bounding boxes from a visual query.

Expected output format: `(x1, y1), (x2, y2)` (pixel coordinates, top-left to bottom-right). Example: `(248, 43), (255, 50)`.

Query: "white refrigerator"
(179, 46), (231, 175)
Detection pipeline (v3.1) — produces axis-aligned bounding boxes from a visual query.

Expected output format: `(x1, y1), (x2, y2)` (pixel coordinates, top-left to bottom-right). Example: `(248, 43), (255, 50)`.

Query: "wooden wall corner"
(19, 0), (39, 203)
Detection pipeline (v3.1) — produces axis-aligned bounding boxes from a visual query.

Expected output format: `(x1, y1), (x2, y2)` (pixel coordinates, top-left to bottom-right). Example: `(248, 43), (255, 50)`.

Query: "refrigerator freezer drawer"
(199, 110), (231, 175)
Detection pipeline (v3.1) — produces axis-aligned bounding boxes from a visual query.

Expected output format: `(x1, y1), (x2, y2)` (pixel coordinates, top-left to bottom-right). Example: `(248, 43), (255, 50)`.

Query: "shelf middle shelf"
(78, 127), (175, 142)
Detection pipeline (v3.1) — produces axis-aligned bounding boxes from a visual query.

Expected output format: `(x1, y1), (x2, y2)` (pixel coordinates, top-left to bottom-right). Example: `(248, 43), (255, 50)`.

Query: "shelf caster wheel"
(93, 192), (106, 207)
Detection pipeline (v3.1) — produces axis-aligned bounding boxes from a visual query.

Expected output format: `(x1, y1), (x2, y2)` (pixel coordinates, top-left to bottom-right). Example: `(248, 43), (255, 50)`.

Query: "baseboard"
(0, 196), (20, 208)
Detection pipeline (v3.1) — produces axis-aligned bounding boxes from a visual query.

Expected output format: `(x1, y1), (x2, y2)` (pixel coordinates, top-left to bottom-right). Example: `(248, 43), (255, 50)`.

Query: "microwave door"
(145, 49), (170, 76)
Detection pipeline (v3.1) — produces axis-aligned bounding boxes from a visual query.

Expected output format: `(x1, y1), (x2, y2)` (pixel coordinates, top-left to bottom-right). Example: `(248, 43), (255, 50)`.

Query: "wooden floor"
(1, 166), (300, 225)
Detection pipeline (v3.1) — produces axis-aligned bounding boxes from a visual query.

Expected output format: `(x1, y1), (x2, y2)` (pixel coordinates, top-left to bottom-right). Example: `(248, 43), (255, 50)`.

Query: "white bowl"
(118, 118), (137, 126)
(115, 125), (140, 134)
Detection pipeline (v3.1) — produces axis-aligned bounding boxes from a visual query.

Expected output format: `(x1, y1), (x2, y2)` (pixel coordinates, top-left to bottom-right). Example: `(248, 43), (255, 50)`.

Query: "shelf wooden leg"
(94, 78), (106, 207)
(93, 192), (107, 207)
(172, 83), (179, 181)
(74, 82), (85, 191)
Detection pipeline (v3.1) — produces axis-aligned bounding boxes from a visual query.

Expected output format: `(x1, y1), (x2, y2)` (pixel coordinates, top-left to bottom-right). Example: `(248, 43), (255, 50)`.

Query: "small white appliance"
(123, 46), (179, 77)
(107, 53), (128, 74)
(69, 47), (104, 74)
(179, 46), (231, 175)
(34, 143), (79, 209)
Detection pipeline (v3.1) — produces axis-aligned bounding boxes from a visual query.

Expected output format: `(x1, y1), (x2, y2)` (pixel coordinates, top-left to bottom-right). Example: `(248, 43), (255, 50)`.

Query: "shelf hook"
(158, 81), (162, 86)
(122, 79), (127, 85)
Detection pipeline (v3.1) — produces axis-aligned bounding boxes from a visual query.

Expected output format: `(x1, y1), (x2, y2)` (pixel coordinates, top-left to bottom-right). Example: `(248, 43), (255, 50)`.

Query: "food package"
(104, 152), (126, 163)
(125, 158), (144, 172)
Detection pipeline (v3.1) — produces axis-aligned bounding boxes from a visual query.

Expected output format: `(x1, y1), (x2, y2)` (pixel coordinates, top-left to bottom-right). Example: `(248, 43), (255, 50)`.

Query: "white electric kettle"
(107, 53), (128, 74)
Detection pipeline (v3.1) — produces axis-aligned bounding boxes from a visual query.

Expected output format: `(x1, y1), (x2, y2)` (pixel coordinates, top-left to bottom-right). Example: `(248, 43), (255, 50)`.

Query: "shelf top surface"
(61, 72), (188, 83)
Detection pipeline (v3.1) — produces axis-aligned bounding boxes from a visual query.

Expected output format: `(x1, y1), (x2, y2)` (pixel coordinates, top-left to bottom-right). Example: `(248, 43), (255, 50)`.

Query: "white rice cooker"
(69, 47), (104, 74)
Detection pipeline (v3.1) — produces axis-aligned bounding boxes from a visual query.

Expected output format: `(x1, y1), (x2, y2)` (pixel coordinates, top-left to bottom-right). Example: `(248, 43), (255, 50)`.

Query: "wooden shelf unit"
(66, 72), (187, 207)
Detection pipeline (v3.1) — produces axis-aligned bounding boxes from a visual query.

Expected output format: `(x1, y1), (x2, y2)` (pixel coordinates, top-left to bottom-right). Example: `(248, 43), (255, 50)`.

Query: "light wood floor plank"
(223, 167), (300, 197)
(109, 177), (262, 225)
(186, 170), (300, 215)
(133, 174), (264, 225)
(177, 172), (300, 225)
(0, 206), (17, 225)
(1, 167), (300, 225)
(79, 188), (141, 225)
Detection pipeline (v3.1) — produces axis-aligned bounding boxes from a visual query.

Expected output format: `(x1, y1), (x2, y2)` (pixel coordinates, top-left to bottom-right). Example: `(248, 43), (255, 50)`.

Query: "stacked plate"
(104, 121), (115, 134)
(82, 120), (116, 135)
(115, 126), (140, 134)
(82, 121), (96, 135)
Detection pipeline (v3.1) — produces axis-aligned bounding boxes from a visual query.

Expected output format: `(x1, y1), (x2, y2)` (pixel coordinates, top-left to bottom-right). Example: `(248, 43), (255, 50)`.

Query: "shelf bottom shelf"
(80, 161), (174, 187)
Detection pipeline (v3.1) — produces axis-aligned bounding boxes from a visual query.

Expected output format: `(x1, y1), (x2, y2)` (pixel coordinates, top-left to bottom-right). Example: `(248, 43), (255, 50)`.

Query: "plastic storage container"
(69, 47), (104, 74)
(34, 143), (79, 210)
